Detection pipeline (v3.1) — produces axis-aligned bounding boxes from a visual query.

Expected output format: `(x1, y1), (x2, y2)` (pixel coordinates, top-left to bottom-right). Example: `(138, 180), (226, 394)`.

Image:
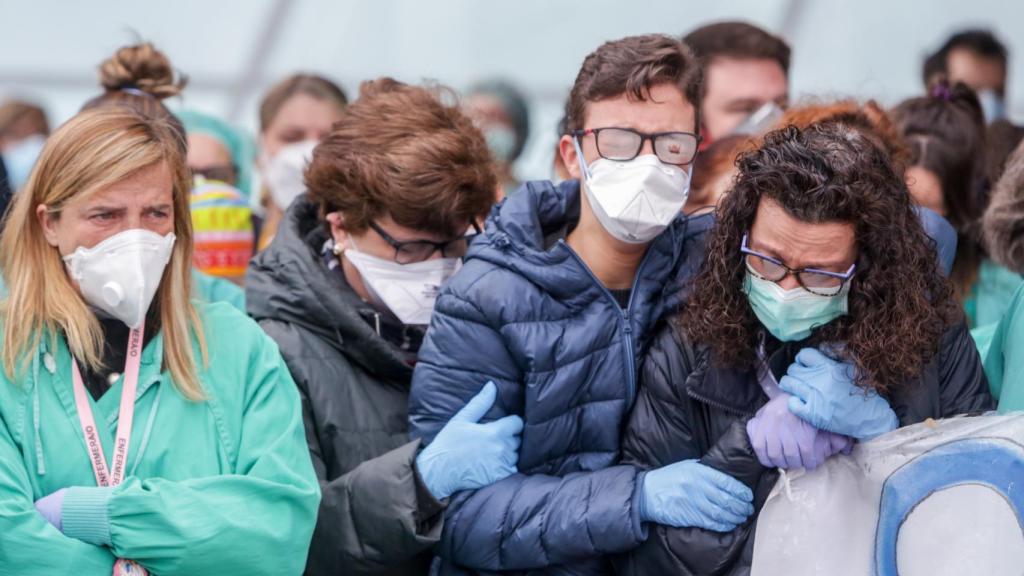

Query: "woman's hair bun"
(98, 42), (187, 100)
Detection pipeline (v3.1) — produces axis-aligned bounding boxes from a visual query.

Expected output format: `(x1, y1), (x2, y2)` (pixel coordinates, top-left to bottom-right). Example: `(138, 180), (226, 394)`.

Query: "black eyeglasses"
(573, 127), (701, 166)
(370, 221), (482, 264)
(740, 234), (856, 296)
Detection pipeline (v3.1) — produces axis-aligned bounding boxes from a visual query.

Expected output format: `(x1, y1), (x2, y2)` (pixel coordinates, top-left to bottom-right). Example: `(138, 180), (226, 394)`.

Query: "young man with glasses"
(408, 35), (754, 575)
(247, 78), (524, 575)
(614, 120), (992, 574)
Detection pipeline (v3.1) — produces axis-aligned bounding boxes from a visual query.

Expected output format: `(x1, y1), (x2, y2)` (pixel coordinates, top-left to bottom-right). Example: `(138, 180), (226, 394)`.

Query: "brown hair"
(983, 119), (1024, 188)
(682, 121), (959, 393)
(564, 34), (702, 134)
(81, 42), (187, 154)
(0, 100), (50, 142)
(683, 21), (791, 74)
(891, 81), (986, 300)
(259, 74), (348, 132)
(304, 77), (495, 237)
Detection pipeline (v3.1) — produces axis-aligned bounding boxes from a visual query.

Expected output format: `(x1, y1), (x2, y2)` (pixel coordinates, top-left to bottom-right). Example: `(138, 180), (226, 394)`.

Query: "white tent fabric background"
(0, 0), (1021, 181)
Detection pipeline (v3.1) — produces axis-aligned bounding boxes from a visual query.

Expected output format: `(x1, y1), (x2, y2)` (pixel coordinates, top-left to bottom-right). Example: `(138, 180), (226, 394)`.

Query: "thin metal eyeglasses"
(740, 234), (856, 296)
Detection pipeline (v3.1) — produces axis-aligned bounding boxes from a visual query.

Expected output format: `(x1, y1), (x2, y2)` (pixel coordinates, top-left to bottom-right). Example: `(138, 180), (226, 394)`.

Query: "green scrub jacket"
(984, 283), (1024, 413)
(0, 301), (320, 575)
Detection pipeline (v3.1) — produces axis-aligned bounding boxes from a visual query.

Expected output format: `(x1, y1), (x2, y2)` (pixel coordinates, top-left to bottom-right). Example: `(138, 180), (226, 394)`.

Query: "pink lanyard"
(69, 320), (149, 576)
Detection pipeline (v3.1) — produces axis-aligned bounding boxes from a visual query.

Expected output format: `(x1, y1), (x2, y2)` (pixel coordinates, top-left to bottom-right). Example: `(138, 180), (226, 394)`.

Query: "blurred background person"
(178, 109), (257, 198)
(179, 109), (258, 291)
(0, 100), (50, 217)
(683, 21), (790, 145)
(922, 29), (1009, 124)
(464, 79), (531, 199)
(892, 82), (1021, 328)
(256, 73), (347, 250)
(982, 140), (1024, 411)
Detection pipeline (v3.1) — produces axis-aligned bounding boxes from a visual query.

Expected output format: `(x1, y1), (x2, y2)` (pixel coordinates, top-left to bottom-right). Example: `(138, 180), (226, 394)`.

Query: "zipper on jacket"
(685, 386), (755, 419)
(559, 239), (656, 406)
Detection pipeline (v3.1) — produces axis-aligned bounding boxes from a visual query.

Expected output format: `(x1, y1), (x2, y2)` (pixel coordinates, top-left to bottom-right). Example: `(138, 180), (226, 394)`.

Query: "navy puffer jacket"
(408, 179), (712, 574)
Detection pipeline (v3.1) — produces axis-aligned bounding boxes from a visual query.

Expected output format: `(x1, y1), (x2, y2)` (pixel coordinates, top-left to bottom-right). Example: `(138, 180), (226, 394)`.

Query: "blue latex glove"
(746, 393), (854, 470)
(34, 488), (66, 532)
(779, 348), (899, 440)
(416, 382), (523, 500)
(638, 459), (754, 532)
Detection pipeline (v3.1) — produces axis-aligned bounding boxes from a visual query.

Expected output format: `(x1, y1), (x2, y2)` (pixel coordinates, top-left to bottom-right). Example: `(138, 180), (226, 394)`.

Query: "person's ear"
(559, 135), (582, 180)
(325, 211), (349, 248)
(36, 204), (60, 248)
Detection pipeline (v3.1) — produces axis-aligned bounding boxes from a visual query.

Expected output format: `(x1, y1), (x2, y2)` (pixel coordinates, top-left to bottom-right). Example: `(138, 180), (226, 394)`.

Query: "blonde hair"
(0, 107), (207, 400)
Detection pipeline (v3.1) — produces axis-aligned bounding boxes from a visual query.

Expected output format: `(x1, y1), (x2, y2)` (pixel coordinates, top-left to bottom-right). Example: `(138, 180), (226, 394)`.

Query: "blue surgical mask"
(977, 89), (1006, 124)
(484, 125), (517, 163)
(742, 272), (849, 342)
(3, 134), (45, 191)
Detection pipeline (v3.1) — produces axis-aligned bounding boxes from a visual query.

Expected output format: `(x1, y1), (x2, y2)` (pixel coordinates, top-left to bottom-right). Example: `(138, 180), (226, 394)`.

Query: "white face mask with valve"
(573, 137), (691, 244)
(342, 238), (461, 326)
(63, 229), (176, 328)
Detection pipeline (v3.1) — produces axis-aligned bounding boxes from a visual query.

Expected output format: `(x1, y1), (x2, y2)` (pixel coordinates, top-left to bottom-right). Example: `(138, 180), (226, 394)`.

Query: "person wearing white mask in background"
(0, 100), (50, 217)
(0, 105), (320, 575)
(923, 29), (1010, 125)
(407, 35), (738, 575)
(256, 73), (348, 251)
(246, 77), (523, 575)
(682, 21), (791, 147)
(464, 79), (531, 200)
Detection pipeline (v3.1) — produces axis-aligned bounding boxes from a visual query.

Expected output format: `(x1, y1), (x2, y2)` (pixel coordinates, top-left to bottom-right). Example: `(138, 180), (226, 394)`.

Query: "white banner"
(751, 413), (1024, 576)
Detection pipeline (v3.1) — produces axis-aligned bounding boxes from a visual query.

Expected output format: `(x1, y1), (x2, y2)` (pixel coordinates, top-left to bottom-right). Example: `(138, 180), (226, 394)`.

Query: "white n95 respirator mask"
(63, 229), (176, 328)
(573, 138), (690, 244)
(343, 239), (461, 326)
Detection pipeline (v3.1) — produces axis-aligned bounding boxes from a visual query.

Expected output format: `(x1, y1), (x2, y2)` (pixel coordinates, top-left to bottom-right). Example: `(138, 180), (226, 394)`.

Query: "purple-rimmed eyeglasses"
(740, 234), (856, 296)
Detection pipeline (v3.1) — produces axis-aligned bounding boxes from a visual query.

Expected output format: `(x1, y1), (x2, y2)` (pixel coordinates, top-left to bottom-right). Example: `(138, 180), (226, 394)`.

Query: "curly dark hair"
(681, 121), (961, 393)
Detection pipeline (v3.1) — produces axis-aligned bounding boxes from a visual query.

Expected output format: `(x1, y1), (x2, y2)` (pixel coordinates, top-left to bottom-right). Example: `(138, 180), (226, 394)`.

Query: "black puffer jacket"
(614, 320), (995, 575)
(247, 198), (442, 576)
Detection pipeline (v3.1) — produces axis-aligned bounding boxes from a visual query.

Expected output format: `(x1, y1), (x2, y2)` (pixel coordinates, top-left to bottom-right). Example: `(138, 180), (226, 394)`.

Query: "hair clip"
(119, 86), (155, 99)
(930, 84), (952, 101)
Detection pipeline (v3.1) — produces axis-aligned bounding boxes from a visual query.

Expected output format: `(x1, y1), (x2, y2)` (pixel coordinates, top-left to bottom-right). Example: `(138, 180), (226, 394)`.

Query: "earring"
(332, 241), (345, 257)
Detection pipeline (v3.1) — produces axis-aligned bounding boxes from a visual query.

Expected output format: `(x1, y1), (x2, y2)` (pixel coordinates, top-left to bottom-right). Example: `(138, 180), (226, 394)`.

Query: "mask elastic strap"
(571, 136), (591, 181)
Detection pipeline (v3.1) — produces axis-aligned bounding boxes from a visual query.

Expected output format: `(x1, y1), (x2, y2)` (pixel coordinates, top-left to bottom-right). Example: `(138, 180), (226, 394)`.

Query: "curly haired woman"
(613, 119), (995, 575)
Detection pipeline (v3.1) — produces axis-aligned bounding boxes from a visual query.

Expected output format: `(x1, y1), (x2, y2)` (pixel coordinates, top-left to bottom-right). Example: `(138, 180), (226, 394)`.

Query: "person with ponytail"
(0, 105), (319, 575)
(892, 81), (1022, 328)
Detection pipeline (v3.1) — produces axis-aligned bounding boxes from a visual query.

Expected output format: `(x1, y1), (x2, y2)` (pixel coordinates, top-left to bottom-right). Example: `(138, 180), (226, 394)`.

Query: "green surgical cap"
(177, 109), (257, 199)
